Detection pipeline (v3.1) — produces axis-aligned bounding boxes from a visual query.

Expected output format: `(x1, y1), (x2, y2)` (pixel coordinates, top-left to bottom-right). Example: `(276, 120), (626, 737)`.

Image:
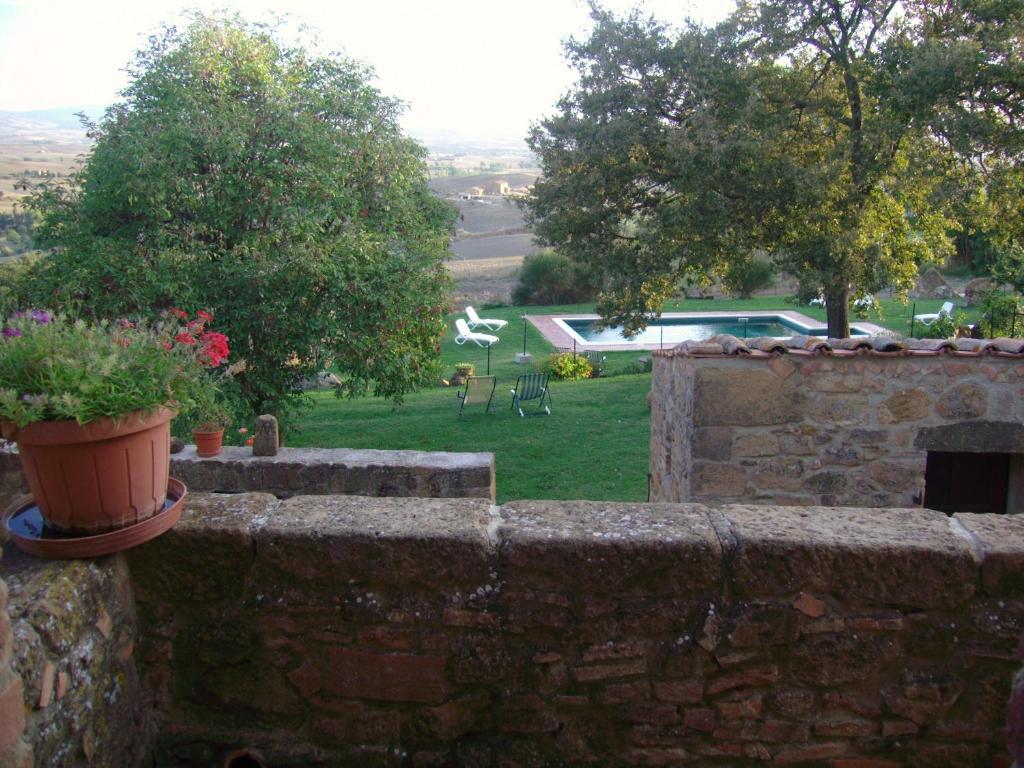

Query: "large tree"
(18, 13), (454, 419)
(526, 0), (1022, 337)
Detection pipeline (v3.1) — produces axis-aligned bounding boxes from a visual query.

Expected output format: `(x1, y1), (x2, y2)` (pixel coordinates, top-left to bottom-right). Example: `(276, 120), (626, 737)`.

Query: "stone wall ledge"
(116, 494), (1024, 606)
(1, 446), (497, 510)
(172, 446), (495, 501)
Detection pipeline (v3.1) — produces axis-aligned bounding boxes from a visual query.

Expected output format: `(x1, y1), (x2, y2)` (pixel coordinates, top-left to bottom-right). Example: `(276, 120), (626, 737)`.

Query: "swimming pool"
(540, 311), (878, 350)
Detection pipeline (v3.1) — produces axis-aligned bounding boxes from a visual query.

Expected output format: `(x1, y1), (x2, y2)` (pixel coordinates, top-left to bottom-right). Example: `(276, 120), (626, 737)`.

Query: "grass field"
(289, 294), (971, 503)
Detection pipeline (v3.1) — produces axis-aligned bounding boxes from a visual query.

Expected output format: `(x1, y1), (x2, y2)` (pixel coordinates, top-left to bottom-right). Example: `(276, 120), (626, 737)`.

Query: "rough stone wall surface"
(1012, 645), (1024, 768)
(113, 493), (1022, 766)
(650, 354), (1024, 506)
(1, 547), (151, 768)
(0, 549), (32, 768)
(0, 446), (496, 507)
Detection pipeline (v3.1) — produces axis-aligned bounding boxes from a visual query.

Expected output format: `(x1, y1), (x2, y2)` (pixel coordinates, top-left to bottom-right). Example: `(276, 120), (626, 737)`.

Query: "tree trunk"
(825, 286), (851, 338)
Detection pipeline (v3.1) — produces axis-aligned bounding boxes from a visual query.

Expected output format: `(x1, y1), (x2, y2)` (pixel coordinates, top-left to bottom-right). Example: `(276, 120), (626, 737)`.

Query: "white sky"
(0, 0), (734, 145)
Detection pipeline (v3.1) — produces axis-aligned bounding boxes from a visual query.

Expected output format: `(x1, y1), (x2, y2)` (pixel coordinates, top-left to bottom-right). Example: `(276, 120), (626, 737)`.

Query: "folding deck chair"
(913, 301), (955, 326)
(465, 306), (508, 331)
(510, 372), (551, 417)
(454, 318), (499, 348)
(457, 375), (496, 416)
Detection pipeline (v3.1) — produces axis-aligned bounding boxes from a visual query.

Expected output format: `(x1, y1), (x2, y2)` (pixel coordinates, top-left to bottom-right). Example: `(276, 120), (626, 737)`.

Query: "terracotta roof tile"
(654, 335), (1024, 360)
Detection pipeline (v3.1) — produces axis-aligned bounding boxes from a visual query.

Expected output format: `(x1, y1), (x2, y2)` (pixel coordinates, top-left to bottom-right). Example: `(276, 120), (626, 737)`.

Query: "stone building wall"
(649, 340), (1024, 507)
(112, 493), (1021, 765)
(1, 548), (149, 767)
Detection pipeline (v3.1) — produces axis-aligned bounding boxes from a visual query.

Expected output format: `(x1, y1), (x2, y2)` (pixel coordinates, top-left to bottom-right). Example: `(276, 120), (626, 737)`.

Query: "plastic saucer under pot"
(3, 478), (187, 559)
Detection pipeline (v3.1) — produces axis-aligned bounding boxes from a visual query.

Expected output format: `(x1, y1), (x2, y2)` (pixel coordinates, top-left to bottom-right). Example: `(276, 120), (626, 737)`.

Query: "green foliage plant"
(978, 290), (1024, 337)
(512, 251), (597, 306)
(544, 352), (593, 382)
(720, 255), (776, 299)
(911, 309), (966, 340)
(23, 12), (455, 424)
(0, 310), (216, 429)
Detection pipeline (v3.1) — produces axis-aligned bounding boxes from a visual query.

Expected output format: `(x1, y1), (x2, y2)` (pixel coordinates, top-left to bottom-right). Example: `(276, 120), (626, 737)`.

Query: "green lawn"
(289, 294), (975, 502)
(292, 374), (651, 503)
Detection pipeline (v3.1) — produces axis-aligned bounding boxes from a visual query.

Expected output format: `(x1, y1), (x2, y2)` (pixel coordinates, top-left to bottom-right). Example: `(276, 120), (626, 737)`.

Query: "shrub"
(978, 290), (1024, 337)
(544, 352), (593, 381)
(720, 256), (776, 298)
(512, 251), (597, 306)
(912, 309), (966, 339)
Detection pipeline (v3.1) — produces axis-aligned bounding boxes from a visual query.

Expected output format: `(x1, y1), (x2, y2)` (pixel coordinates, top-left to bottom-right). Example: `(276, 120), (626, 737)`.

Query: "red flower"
(196, 310), (214, 322)
(170, 307), (188, 320)
(187, 320), (205, 331)
(245, 437), (254, 446)
(162, 342), (173, 351)
(199, 331), (230, 366)
(175, 332), (197, 345)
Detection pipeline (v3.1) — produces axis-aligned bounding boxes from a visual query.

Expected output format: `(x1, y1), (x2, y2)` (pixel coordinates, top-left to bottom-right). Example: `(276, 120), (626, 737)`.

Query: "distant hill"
(0, 107), (104, 145)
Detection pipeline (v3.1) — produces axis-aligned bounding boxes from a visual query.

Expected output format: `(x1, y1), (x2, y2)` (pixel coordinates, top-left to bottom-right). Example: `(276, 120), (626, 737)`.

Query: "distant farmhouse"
(484, 179), (510, 195)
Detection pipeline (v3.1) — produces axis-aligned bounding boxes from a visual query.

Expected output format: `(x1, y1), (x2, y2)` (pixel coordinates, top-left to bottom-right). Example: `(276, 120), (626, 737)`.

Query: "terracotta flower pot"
(5, 407), (175, 534)
(193, 428), (224, 457)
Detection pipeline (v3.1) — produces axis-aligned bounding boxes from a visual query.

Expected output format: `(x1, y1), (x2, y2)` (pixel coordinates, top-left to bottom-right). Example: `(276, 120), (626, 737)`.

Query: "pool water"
(562, 315), (867, 345)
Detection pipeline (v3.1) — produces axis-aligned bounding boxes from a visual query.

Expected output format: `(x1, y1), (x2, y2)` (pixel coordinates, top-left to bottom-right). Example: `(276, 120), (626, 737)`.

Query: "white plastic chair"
(455, 318), (499, 347)
(913, 301), (954, 326)
(465, 306), (508, 331)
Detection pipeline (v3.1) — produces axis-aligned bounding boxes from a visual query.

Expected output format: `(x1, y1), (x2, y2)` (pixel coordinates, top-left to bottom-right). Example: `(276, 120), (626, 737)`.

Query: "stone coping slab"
(498, 500), (722, 595)
(955, 512), (1024, 596)
(722, 505), (978, 609)
(12, 495), (1024, 609)
(170, 445), (496, 501)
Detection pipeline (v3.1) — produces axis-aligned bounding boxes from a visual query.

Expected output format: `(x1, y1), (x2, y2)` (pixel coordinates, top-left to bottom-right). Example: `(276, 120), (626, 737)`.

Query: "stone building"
(649, 335), (1024, 512)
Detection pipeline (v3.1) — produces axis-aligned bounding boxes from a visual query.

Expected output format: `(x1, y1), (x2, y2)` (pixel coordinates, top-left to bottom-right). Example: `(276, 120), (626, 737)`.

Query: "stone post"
(252, 414), (279, 457)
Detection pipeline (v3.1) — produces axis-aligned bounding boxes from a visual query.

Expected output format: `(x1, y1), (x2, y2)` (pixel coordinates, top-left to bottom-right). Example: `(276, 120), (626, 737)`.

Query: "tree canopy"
(526, 0), (1023, 337)
(15, 13), (455, 420)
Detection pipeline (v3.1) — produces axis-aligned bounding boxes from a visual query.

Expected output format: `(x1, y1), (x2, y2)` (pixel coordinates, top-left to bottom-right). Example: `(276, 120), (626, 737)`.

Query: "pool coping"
(528, 311), (888, 352)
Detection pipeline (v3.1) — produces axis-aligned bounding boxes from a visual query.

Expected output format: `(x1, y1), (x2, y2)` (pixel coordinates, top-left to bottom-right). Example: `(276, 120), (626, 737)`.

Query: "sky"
(0, 0), (734, 145)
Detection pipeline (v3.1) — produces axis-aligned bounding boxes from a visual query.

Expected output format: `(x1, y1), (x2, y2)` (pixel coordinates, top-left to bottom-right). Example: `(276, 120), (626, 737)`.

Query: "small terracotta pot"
(193, 428), (225, 457)
(5, 408), (175, 534)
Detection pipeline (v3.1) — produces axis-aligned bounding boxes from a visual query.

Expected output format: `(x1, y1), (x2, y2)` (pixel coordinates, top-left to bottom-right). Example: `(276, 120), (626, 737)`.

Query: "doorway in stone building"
(924, 451), (1023, 514)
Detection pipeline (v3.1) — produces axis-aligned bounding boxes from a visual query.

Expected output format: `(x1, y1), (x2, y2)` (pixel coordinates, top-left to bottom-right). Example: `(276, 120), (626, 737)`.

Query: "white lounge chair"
(455, 318), (499, 347)
(914, 301), (955, 326)
(465, 306), (508, 331)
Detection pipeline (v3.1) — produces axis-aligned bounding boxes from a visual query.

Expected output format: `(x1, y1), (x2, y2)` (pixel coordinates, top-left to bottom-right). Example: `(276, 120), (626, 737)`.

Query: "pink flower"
(196, 310), (214, 322)
(170, 308), (188, 320)
(175, 332), (196, 346)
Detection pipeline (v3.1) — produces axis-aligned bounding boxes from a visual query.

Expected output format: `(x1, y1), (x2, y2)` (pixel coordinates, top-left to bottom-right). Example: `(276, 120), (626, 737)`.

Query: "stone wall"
(0, 445), (495, 510)
(649, 348), (1024, 507)
(0, 550), (32, 768)
(1, 547), (150, 767)
(113, 493), (1021, 765)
